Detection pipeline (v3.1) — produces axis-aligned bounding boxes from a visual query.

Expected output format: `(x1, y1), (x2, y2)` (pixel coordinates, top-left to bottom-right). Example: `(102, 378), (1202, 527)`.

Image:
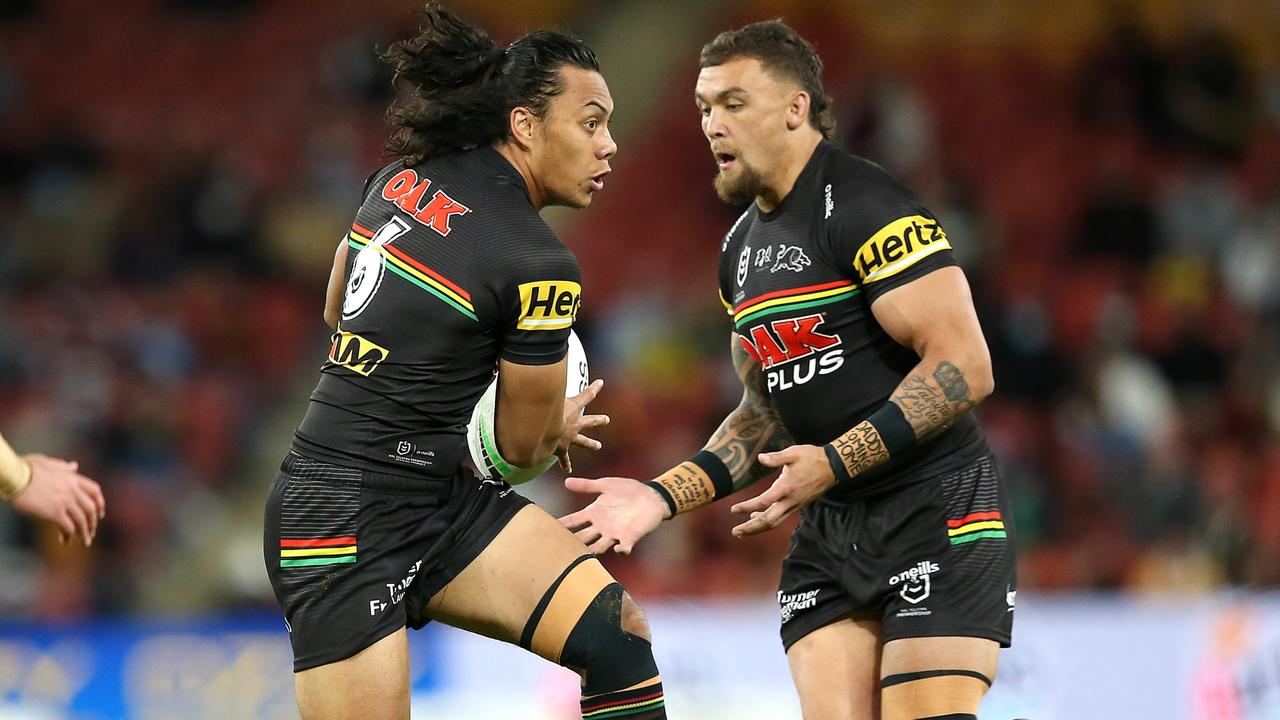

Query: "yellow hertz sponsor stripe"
(853, 214), (952, 284)
(348, 233), (475, 313)
(280, 546), (358, 558)
(732, 284), (854, 323)
(948, 520), (1005, 537)
(863, 242), (951, 283)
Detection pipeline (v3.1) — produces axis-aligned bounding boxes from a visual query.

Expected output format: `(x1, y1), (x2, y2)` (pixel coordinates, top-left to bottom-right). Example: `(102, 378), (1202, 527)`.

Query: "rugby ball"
(466, 330), (589, 485)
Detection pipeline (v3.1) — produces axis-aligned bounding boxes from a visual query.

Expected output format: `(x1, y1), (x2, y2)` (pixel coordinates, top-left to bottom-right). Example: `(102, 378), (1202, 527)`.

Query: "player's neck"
(492, 142), (547, 210)
(754, 132), (823, 214)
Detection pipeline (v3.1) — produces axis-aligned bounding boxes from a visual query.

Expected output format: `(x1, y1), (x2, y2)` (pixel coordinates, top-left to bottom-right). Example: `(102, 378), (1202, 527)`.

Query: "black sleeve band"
(645, 481), (678, 518)
(689, 450), (734, 500)
(867, 400), (916, 456)
(823, 443), (853, 484)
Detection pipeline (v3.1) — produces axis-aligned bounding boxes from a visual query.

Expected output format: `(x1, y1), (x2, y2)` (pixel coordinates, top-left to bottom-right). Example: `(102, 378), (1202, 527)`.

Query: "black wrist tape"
(868, 401), (916, 456)
(823, 443), (853, 484)
(688, 450), (734, 501)
(645, 481), (678, 518)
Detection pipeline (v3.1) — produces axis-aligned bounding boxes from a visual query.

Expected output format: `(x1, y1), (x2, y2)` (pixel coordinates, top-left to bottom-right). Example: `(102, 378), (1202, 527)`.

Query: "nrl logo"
(889, 560), (939, 605)
(771, 245), (811, 273)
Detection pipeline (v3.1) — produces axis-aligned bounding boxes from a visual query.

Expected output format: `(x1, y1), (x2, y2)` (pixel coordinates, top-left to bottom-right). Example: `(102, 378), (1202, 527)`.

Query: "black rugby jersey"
(717, 141), (989, 501)
(293, 146), (581, 478)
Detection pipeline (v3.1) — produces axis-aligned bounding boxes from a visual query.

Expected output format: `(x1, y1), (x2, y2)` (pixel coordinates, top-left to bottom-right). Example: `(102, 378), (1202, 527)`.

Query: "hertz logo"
(853, 215), (951, 284)
(517, 280), (581, 331)
(328, 331), (390, 376)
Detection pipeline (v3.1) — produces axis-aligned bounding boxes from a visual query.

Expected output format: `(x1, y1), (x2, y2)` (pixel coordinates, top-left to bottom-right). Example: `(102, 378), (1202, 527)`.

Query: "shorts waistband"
(283, 450), (457, 494)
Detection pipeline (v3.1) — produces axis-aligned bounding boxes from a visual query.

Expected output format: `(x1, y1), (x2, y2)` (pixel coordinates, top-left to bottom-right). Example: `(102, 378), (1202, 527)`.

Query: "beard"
(713, 159), (767, 205)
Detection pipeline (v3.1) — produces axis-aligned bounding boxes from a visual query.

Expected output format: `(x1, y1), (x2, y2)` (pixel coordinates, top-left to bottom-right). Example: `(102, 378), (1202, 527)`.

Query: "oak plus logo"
(380, 169), (471, 236)
(739, 313), (844, 391)
(889, 560), (939, 604)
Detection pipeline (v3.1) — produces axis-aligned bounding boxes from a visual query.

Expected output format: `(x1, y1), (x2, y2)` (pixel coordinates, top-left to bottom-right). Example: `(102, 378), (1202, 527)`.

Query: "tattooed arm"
(822, 265), (993, 479)
(731, 266), (993, 536)
(705, 335), (795, 490)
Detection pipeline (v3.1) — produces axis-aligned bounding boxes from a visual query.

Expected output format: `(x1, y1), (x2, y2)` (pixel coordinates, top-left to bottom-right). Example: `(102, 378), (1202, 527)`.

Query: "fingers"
(558, 506), (593, 530)
(555, 447), (572, 473)
(573, 526), (602, 547)
(54, 511), (76, 541)
(585, 536), (618, 555)
(614, 537), (636, 556)
(563, 476), (604, 496)
(64, 499), (92, 547)
(571, 434), (602, 451)
(757, 446), (799, 468)
(575, 414), (610, 431)
(83, 478), (106, 520)
(567, 378), (605, 413)
(74, 486), (100, 546)
(731, 502), (791, 537)
(730, 482), (785, 515)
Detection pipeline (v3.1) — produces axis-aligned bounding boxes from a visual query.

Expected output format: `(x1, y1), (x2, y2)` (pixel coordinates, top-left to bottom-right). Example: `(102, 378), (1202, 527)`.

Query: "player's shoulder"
(817, 146), (926, 225)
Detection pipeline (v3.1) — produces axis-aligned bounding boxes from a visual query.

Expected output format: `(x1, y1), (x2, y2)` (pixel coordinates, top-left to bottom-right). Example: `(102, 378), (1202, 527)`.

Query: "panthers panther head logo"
(772, 245), (811, 273)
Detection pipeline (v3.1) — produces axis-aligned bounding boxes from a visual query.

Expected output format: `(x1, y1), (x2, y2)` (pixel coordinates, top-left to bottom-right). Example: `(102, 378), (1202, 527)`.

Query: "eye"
(699, 106), (710, 117)
(585, 118), (599, 131)
(726, 102), (744, 111)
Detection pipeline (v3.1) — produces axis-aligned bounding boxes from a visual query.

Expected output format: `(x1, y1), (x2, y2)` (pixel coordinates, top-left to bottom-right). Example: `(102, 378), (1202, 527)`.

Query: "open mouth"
(589, 170), (609, 192)
(715, 152), (737, 171)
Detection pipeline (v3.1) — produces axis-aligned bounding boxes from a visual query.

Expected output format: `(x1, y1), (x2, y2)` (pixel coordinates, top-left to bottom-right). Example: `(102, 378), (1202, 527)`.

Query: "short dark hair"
(699, 19), (836, 139)
(381, 3), (600, 166)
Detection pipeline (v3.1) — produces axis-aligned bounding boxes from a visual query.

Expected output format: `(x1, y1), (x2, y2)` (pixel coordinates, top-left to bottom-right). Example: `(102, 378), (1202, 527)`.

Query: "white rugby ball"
(467, 330), (589, 485)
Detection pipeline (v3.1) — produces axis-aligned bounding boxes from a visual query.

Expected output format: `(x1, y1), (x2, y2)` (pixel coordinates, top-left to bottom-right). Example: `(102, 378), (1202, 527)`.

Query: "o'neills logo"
(889, 561), (939, 605)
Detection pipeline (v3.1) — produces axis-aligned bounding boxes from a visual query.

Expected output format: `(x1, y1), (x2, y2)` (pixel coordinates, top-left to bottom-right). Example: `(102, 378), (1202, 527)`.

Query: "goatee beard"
(714, 162), (766, 205)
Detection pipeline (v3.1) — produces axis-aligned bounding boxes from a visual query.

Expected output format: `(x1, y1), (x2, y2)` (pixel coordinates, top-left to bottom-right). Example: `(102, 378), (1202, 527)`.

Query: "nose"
(704, 109), (727, 140)
(597, 128), (617, 161)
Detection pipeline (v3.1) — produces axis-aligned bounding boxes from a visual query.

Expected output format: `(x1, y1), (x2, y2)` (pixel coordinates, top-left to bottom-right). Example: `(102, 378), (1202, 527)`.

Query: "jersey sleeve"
(717, 209), (753, 324)
(824, 164), (956, 304)
(494, 243), (583, 366)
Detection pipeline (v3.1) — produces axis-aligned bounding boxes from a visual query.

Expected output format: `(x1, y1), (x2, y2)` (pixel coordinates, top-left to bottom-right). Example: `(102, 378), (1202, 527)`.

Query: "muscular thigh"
(424, 504), (617, 655)
(880, 636), (997, 720)
(786, 617), (882, 720)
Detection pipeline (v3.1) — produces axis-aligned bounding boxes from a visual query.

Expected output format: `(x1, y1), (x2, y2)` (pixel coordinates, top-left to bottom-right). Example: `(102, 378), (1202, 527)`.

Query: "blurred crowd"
(1, 0), (1278, 618)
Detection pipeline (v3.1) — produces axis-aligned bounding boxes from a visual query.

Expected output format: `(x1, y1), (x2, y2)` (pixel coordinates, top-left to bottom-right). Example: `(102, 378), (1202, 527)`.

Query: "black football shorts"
(263, 451), (531, 671)
(777, 453), (1016, 650)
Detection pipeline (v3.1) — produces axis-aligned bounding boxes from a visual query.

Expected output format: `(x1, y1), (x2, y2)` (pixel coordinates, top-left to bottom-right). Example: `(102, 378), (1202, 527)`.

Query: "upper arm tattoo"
(704, 336), (795, 490)
(891, 360), (976, 439)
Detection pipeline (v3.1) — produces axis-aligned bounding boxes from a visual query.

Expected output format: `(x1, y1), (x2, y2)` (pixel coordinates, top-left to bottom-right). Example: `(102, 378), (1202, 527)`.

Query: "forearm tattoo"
(651, 462), (718, 514)
(705, 338), (795, 492)
(830, 421), (890, 477)
(891, 360), (976, 439)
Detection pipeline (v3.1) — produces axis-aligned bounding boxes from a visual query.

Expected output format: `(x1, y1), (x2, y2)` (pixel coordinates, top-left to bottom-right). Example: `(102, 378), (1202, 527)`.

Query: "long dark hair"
(381, 4), (600, 166)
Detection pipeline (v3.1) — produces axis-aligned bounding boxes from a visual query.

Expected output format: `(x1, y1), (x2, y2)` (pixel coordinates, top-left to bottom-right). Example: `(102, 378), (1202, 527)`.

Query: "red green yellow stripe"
(348, 230), (478, 322)
(733, 280), (859, 327)
(280, 536), (357, 567)
(948, 512), (1006, 545)
(581, 691), (665, 718)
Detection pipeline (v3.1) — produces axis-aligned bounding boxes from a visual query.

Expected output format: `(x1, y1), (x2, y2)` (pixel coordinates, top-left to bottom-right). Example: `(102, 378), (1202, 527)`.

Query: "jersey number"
(342, 217), (410, 321)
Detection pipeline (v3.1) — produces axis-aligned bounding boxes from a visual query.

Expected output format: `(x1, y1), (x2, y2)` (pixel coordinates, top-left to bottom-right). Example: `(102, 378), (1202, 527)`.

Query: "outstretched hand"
(729, 444), (834, 537)
(554, 379), (610, 473)
(558, 475), (668, 555)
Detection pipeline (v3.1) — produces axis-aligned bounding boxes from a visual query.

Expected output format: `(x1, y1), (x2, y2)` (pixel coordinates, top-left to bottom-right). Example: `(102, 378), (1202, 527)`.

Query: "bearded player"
(561, 20), (1014, 720)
